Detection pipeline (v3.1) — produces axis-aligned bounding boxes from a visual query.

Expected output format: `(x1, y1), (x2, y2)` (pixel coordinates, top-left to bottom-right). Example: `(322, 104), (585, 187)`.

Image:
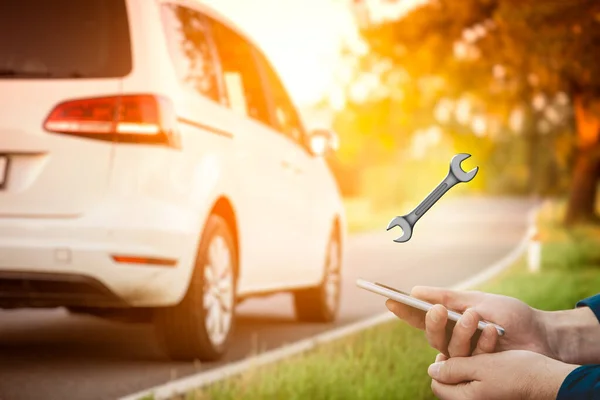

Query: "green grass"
(169, 199), (600, 400)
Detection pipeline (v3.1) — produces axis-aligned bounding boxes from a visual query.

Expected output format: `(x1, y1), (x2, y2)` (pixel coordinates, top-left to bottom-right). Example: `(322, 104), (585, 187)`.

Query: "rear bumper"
(0, 241), (186, 308)
(0, 199), (202, 308)
(0, 271), (128, 308)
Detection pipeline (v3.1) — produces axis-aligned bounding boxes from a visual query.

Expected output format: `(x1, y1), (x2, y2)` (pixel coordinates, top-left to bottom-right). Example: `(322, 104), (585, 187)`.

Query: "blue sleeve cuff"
(576, 294), (600, 323)
(557, 365), (600, 400)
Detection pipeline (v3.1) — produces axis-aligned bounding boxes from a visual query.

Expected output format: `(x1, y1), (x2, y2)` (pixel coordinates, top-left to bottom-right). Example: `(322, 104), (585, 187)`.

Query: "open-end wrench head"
(450, 153), (479, 182)
(386, 216), (413, 243)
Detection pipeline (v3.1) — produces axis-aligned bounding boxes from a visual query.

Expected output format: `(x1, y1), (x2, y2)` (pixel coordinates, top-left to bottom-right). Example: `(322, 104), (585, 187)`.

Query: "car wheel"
(154, 214), (237, 361)
(293, 226), (341, 322)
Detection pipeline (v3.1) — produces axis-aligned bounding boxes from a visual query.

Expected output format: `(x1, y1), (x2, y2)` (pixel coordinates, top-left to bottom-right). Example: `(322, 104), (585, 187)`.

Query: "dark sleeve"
(557, 365), (600, 400)
(576, 294), (600, 323)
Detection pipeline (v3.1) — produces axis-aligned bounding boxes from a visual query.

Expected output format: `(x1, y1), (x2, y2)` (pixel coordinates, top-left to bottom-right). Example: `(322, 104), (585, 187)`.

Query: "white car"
(0, 0), (346, 361)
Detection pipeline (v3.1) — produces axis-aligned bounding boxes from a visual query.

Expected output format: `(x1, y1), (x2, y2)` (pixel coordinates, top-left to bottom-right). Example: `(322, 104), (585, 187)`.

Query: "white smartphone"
(357, 278), (505, 336)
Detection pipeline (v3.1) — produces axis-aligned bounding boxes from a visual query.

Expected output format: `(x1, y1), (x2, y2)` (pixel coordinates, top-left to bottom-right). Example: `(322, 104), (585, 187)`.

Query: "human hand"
(427, 350), (577, 400)
(385, 287), (555, 358)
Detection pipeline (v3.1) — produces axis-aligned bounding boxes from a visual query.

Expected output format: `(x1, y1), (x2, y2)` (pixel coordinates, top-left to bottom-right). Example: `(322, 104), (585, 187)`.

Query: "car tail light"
(43, 94), (181, 148)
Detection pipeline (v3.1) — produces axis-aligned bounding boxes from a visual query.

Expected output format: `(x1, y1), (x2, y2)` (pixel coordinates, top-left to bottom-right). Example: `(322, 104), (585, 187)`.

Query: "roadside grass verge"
(171, 200), (600, 400)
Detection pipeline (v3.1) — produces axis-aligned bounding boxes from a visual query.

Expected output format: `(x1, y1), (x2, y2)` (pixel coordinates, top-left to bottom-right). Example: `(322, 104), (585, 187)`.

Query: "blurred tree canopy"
(343, 0), (600, 224)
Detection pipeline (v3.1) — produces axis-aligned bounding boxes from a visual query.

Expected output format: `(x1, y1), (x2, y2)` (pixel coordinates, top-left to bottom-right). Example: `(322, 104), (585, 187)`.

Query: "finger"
(428, 357), (481, 384)
(411, 286), (485, 312)
(431, 380), (478, 400)
(448, 309), (480, 357)
(385, 299), (426, 329)
(435, 353), (449, 363)
(472, 324), (499, 356)
(425, 304), (450, 355)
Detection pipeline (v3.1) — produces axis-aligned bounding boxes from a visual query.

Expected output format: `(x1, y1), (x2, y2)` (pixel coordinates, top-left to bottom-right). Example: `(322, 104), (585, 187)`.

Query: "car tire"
(293, 225), (341, 322)
(154, 214), (237, 361)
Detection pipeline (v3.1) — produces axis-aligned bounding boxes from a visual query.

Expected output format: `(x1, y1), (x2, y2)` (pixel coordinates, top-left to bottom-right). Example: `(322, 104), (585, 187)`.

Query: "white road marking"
(120, 204), (541, 400)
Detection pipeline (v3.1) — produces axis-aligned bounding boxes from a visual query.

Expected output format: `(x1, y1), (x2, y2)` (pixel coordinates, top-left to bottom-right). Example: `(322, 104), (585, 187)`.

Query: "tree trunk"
(523, 106), (540, 196)
(564, 146), (600, 225)
(564, 95), (600, 226)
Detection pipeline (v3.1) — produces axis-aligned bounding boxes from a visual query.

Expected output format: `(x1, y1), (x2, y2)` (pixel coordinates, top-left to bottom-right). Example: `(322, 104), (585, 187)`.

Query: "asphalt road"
(0, 197), (535, 400)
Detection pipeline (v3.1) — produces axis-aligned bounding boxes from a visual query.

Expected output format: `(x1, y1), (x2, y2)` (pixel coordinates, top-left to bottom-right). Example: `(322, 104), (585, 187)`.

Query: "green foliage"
(362, 0), (600, 98)
(536, 198), (600, 270)
(328, 0), (599, 202)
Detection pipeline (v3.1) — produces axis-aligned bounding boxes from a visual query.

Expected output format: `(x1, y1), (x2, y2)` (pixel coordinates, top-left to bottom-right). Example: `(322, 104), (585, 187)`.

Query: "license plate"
(0, 155), (8, 189)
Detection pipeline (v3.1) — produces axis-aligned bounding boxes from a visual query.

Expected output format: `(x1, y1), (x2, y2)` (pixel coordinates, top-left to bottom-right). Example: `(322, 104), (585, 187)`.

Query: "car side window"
(208, 19), (271, 126)
(160, 4), (221, 103)
(254, 51), (307, 147)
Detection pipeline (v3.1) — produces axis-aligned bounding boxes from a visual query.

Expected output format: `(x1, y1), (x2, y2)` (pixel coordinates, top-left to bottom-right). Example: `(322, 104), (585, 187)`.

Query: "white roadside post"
(527, 225), (542, 273)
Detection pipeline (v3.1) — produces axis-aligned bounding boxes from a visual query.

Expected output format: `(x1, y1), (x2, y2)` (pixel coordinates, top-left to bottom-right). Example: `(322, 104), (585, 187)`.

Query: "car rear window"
(0, 0), (132, 79)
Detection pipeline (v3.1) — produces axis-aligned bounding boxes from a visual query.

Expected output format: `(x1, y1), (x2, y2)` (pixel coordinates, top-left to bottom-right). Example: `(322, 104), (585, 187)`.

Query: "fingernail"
(461, 311), (474, 327)
(428, 361), (444, 379)
(430, 308), (440, 323)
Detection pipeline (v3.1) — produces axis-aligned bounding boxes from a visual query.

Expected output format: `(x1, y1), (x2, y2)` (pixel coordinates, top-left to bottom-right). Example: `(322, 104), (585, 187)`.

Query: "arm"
(557, 365), (600, 400)
(544, 294), (600, 365)
(577, 294), (600, 321)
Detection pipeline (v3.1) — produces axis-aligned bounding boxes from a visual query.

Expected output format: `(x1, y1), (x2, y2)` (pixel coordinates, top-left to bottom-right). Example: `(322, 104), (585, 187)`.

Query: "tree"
(355, 0), (600, 225)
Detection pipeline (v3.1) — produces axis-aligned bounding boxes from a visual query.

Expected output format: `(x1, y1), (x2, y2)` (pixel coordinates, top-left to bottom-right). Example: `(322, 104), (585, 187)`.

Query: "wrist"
(537, 309), (563, 360)
(542, 307), (598, 364)
(536, 360), (579, 400)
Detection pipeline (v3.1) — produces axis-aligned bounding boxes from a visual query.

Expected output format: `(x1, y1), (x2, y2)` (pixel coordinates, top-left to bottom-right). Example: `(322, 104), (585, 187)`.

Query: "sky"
(201, 0), (358, 107)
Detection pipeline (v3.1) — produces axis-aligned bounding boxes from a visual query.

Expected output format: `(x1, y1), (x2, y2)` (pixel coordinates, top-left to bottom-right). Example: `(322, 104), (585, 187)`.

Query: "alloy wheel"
(203, 235), (235, 347)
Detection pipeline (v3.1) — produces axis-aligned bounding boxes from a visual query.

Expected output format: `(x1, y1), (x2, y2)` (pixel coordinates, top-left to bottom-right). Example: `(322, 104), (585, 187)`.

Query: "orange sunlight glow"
(201, 0), (358, 106)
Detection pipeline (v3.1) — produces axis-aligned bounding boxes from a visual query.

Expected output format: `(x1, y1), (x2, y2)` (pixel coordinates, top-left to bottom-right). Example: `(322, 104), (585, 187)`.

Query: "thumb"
(428, 357), (481, 384)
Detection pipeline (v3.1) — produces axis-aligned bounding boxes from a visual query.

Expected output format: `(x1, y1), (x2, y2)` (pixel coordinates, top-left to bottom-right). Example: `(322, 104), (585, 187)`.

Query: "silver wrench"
(387, 153), (478, 243)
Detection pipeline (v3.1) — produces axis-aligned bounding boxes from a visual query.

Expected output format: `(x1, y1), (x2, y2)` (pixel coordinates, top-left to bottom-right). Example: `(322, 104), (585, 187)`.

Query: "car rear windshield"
(0, 0), (132, 79)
